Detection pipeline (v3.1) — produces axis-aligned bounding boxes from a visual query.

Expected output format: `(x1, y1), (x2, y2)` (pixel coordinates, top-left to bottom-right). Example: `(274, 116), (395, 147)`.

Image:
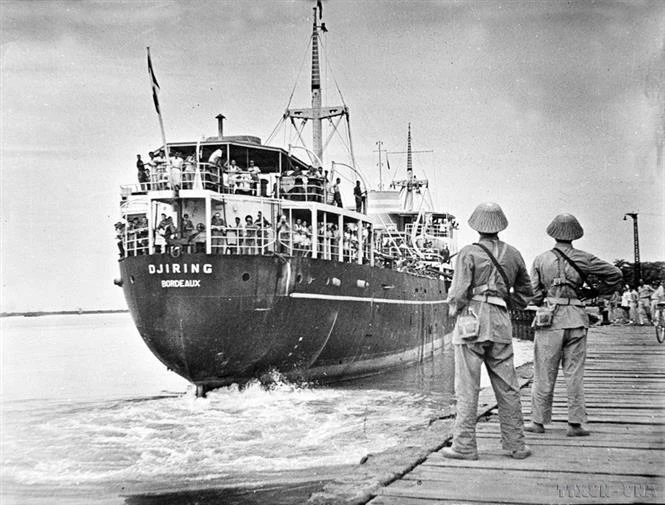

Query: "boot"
(567, 423), (590, 437)
(441, 447), (479, 460)
(511, 445), (532, 459)
(524, 422), (545, 433)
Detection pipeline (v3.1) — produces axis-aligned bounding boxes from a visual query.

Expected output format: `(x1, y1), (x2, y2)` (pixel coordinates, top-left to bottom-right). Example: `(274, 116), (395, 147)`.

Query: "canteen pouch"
(533, 305), (554, 328)
(458, 308), (480, 340)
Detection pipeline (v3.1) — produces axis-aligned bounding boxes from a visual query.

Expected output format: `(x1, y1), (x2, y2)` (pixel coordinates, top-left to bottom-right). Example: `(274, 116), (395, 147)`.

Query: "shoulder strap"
(473, 242), (512, 293)
(552, 248), (588, 284)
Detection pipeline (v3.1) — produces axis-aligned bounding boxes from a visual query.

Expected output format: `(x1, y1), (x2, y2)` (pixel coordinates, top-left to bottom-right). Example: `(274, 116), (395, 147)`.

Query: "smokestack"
(215, 114), (226, 139)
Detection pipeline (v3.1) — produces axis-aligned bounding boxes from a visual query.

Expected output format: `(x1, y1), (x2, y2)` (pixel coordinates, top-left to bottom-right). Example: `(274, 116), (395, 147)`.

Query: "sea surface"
(1, 313), (533, 505)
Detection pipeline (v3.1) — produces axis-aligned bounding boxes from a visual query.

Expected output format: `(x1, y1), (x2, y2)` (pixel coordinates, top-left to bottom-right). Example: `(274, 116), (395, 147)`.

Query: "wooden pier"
(369, 325), (665, 504)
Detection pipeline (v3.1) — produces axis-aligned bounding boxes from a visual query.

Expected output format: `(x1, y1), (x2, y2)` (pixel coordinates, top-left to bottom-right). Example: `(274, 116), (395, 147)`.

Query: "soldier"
(526, 214), (622, 437)
(443, 202), (533, 461)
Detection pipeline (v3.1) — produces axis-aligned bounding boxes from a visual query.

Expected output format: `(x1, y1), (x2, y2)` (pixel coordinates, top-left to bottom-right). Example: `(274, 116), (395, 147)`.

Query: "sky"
(1, 0), (664, 312)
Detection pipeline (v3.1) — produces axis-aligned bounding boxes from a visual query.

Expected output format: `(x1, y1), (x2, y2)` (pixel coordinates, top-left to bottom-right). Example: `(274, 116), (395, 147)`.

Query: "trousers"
(452, 341), (526, 455)
(531, 327), (587, 424)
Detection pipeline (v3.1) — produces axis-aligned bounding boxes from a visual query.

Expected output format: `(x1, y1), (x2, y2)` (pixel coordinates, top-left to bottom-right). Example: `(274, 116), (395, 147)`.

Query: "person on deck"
(651, 281), (665, 323)
(609, 290), (625, 324)
(182, 213), (194, 241)
(189, 223), (207, 253)
(248, 160), (260, 178)
(526, 214), (622, 437)
(638, 280), (654, 324)
(332, 178), (343, 207)
(208, 148), (224, 169)
(115, 221), (126, 258)
(136, 154), (149, 187)
(621, 285), (632, 323)
(243, 215), (257, 254)
(629, 286), (639, 325)
(226, 217), (242, 254)
(169, 152), (184, 190)
(276, 214), (291, 254)
(354, 180), (365, 213)
(155, 213), (169, 253)
(443, 202), (533, 461)
(210, 212), (226, 254)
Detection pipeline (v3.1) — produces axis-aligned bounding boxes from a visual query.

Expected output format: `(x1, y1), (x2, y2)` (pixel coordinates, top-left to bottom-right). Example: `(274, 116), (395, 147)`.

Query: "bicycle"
(655, 302), (665, 344)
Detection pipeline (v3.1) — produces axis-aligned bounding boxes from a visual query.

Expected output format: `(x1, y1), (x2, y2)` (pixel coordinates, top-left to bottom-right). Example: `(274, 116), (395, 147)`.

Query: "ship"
(115, 5), (458, 396)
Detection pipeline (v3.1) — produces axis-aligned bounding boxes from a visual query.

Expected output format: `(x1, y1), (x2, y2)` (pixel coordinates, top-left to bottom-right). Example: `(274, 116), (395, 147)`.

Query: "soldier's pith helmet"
(546, 213), (584, 241)
(468, 202), (508, 233)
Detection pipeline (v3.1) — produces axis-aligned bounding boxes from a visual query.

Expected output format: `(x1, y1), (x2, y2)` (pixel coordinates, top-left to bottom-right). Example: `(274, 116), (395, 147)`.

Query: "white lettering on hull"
(161, 279), (202, 288)
(148, 264), (212, 274)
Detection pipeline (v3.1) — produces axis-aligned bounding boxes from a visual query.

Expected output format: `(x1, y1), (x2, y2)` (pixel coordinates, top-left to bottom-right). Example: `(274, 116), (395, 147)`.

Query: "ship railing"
(120, 183), (153, 196)
(179, 164), (222, 191)
(204, 226), (361, 262)
(123, 227), (149, 256)
(316, 230), (340, 260)
(180, 164), (267, 196)
(405, 223), (450, 238)
(279, 176), (326, 203)
(122, 164), (264, 195)
(208, 226), (276, 255)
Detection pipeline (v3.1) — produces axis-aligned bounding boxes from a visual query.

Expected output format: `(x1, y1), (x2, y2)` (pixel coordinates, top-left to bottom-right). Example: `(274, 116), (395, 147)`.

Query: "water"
(1, 313), (532, 504)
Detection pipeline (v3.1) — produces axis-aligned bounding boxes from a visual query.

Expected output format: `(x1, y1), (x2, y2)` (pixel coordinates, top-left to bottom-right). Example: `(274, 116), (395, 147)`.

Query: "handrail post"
(205, 196), (211, 254)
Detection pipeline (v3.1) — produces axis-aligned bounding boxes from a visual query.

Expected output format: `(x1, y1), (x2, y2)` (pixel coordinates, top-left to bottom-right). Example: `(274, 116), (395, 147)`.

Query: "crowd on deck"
(132, 149), (356, 206)
(115, 211), (373, 262)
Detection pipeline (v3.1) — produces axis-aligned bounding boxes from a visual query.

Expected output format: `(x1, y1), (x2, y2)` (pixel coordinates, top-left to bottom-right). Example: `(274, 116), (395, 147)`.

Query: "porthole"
(242, 273), (250, 282)
(296, 274), (303, 283)
(129, 276), (135, 284)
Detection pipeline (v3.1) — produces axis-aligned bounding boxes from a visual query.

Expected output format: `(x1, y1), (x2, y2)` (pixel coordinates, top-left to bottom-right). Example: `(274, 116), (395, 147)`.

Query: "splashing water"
(3, 379), (440, 498)
(1, 313), (531, 504)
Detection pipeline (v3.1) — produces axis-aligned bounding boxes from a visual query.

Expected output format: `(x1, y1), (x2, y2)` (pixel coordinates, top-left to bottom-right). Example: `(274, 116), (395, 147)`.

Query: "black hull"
(119, 254), (452, 391)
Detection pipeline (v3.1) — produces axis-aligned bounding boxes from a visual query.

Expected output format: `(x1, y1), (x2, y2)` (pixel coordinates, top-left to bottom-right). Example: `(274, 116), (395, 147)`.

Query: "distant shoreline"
(1, 309), (129, 318)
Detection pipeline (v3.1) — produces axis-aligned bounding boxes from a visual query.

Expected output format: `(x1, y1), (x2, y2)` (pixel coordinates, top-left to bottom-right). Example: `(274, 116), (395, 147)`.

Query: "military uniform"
(529, 215), (622, 434)
(444, 202), (533, 460)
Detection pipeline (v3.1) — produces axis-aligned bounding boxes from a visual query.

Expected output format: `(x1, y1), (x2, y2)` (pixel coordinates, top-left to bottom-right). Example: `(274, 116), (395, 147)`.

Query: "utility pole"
(623, 212), (640, 286)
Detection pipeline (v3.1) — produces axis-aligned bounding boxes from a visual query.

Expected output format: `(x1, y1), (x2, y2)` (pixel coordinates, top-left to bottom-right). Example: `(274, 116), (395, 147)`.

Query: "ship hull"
(119, 254), (452, 391)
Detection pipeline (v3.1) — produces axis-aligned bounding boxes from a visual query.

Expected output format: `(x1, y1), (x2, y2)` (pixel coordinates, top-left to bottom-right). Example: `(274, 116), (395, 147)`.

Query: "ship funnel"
(216, 114), (226, 138)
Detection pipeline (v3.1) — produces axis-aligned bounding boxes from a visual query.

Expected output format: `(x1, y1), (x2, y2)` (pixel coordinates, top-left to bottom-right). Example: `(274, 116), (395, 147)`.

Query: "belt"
(471, 294), (507, 307)
(546, 296), (584, 307)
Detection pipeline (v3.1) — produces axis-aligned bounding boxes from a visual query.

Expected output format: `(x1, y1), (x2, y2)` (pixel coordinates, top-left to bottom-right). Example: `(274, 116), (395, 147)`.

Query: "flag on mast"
(147, 47), (161, 115)
(146, 47), (173, 188)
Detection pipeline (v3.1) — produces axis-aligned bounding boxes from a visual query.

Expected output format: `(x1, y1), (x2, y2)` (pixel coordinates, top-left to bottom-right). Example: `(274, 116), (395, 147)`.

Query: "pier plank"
(425, 443), (664, 477)
(367, 325), (665, 505)
(377, 469), (663, 504)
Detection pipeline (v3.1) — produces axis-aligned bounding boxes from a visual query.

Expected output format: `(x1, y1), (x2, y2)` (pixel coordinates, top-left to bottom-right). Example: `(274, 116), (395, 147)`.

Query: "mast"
(311, 6), (323, 164)
(405, 124), (414, 211)
(285, 3), (347, 169)
(391, 123), (429, 212)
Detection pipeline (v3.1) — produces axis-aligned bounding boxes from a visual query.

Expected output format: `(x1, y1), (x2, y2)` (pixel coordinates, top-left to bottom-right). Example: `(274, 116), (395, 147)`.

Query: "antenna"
(376, 140), (384, 190)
